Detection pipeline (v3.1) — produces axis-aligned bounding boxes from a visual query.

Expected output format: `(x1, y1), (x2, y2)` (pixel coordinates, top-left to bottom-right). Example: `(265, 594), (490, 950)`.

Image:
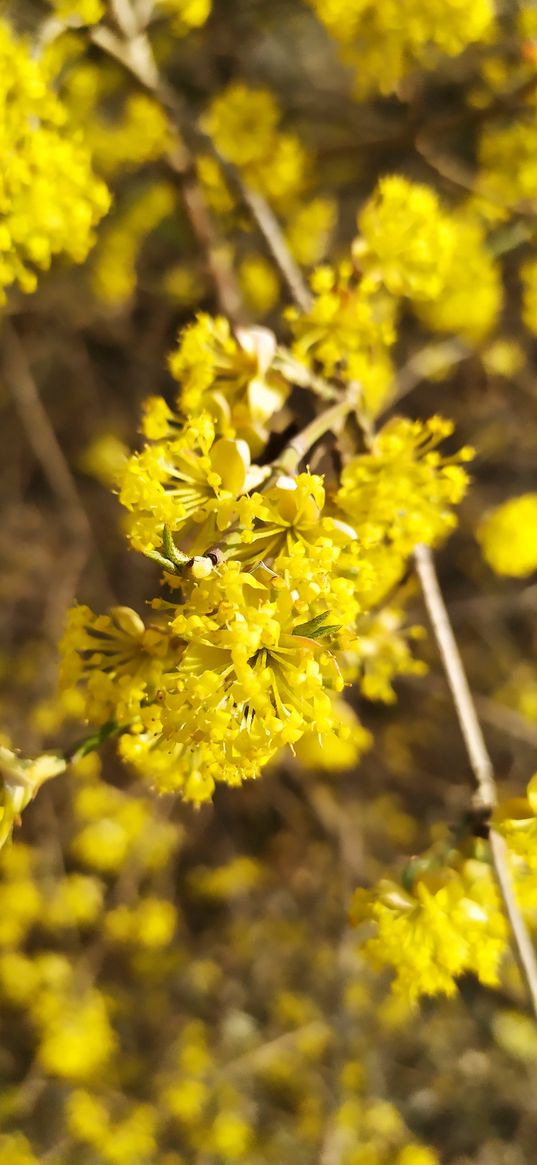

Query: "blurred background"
(2, 1), (537, 1162)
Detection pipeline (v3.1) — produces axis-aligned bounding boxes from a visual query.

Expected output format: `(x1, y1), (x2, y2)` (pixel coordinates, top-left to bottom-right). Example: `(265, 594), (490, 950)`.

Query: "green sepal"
(293, 612), (341, 640)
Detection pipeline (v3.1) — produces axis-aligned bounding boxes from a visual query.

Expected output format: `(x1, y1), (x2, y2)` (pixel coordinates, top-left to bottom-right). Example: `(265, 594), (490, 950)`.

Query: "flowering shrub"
(3, 1), (537, 1162)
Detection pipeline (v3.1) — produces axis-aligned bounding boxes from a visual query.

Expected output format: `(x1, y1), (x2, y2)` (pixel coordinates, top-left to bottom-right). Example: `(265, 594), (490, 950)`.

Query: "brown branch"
(0, 319), (114, 612)
(1, 320), (91, 537)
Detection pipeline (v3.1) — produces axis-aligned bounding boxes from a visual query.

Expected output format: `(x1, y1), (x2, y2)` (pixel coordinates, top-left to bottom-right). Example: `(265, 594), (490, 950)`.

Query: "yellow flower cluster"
(476, 114), (537, 219)
(202, 83), (309, 209)
(91, 181), (175, 305)
(49, 0), (105, 24)
(167, 314), (288, 453)
(336, 417), (473, 562)
(354, 177), (458, 302)
(59, 313), (471, 803)
(157, 0), (212, 37)
(0, 18), (110, 302)
(351, 857), (507, 1004)
(308, 0), (495, 97)
(354, 177), (502, 339)
(416, 214), (501, 341)
(288, 261), (397, 414)
(353, 772), (537, 1005)
(477, 493), (537, 577)
(493, 772), (537, 868)
(521, 255), (537, 335)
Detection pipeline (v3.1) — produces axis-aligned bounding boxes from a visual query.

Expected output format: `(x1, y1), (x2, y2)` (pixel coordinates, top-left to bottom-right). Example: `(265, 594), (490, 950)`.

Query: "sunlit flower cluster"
(352, 770), (537, 1005)
(0, 18), (110, 301)
(478, 493), (537, 577)
(59, 309), (471, 804)
(351, 856), (507, 1004)
(202, 83), (310, 210)
(308, 0), (495, 97)
(3, 3), (537, 1163)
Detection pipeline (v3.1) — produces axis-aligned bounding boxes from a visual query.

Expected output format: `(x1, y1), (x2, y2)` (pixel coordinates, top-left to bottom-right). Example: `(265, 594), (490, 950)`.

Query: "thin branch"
(233, 184), (312, 313)
(274, 346), (339, 401)
(1, 320), (91, 537)
(90, 21), (246, 325)
(277, 394), (359, 474)
(414, 542), (537, 1018)
(385, 337), (471, 413)
(92, 8), (311, 320)
(403, 672), (537, 750)
(1, 320), (114, 617)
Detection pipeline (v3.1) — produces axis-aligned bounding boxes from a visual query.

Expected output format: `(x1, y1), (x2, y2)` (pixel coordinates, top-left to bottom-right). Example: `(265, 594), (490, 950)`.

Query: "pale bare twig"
(403, 671), (537, 750)
(234, 184), (312, 313)
(274, 346), (340, 401)
(414, 543), (537, 1018)
(277, 394), (358, 474)
(93, 4), (313, 320)
(385, 337), (471, 412)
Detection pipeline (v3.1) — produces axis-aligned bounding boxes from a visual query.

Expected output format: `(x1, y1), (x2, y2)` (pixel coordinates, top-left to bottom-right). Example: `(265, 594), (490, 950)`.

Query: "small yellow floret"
(478, 494), (537, 576)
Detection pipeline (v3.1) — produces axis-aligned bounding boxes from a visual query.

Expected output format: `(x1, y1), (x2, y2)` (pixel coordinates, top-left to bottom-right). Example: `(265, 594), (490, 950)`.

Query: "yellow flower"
(51, 0), (105, 22)
(157, 0), (212, 36)
(285, 197), (336, 266)
(493, 772), (537, 871)
(288, 261), (397, 413)
(233, 472), (353, 565)
(336, 416), (472, 557)
(396, 1148), (440, 1165)
(0, 19), (110, 301)
(351, 860), (506, 1004)
(239, 254), (280, 315)
(209, 1110), (253, 1159)
(354, 177), (457, 302)
(0, 1135), (39, 1165)
(295, 697), (372, 770)
(202, 82), (310, 207)
(521, 255), (537, 335)
(60, 604), (170, 723)
(168, 314), (287, 454)
(478, 494), (537, 576)
(118, 413), (251, 553)
(416, 214), (502, 341)
(78, 432), (129, 488)
(308, 0), (495, 97)
(36, 987), (117, 1080)
(91, 181), (175, 305)
(476, 115), (537, 218)
(66, 1090), (110, 1147)
(0, 746), (66, 850)
(43, 874), (104, 931)
(120, 563), (344, 801)
(202, 84), (279, 167)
